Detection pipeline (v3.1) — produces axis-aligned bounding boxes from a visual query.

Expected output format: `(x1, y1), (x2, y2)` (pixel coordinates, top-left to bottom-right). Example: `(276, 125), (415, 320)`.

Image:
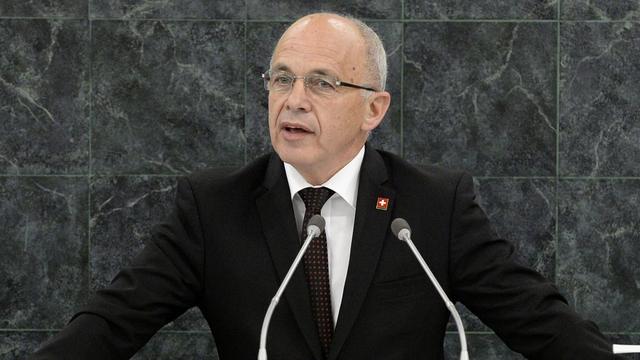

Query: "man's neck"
(297, 165), (342, 186)
(284, 146), (365, 208)
(294, 146), (366, 186)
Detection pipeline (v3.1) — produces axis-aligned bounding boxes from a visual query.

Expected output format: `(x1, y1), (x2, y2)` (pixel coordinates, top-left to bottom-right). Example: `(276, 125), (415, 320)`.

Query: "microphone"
(258, 215), (326, 360)
(391, 218), (470, 360)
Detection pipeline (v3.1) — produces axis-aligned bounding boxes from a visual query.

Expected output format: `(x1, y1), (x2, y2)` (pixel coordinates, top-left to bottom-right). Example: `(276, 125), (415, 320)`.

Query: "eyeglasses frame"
(261, 70), (379, 94)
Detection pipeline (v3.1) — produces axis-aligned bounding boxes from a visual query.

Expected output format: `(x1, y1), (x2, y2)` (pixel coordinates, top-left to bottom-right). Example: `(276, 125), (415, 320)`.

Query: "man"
(32, 13), (619, 359)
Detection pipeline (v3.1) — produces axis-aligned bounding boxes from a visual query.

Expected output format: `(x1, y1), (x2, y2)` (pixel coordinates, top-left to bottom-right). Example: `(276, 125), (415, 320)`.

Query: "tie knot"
(298, 187), (334, 214)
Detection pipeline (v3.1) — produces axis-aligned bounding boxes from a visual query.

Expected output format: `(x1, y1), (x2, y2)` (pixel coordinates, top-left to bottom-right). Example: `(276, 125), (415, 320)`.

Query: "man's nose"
(284, 78), (311, 112)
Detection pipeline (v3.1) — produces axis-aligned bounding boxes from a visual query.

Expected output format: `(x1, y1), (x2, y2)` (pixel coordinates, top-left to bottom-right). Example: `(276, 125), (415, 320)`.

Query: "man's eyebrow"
(308, 69), (335, 76)
(270, 63), (338, 77)
(271, 63), (291, 72)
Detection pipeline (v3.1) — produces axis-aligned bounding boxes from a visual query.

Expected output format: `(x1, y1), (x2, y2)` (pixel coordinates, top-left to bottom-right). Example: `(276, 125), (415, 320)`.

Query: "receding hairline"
(280, 13), (363, 43)
(271, 13), (367, 63)
(269, 12), (387, 91)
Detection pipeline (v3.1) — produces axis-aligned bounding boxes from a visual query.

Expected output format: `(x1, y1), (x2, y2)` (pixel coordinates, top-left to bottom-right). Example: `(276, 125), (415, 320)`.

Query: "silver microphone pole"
(258, 215), (325, 360)
(391, 218), (470, 360)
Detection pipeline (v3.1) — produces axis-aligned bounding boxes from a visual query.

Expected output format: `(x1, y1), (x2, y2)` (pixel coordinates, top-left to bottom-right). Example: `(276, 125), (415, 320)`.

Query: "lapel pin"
(376, 197), (389, 211)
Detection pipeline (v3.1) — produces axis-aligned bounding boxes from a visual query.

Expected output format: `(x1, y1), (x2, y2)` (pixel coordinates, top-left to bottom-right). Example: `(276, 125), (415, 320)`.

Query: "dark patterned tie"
(299, 187), (335, 359)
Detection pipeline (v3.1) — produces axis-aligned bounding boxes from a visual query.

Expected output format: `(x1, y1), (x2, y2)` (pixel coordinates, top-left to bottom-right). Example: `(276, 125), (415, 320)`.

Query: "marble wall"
(1, 1), (639, 359)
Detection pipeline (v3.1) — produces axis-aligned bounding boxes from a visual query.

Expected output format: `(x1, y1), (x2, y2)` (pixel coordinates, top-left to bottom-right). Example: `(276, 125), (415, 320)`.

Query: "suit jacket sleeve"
(30, 176), (205, 359)
(448, 172), (619, 360)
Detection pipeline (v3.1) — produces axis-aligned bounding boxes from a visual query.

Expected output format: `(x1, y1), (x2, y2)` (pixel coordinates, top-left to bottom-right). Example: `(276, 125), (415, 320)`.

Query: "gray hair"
(270, 13), (388, 92)
(343, 15), (387, 92)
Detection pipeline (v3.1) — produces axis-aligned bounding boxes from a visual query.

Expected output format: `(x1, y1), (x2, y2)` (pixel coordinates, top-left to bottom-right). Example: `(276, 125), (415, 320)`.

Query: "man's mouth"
(281, 123), (313, 134)
(284, 126), (311, 133)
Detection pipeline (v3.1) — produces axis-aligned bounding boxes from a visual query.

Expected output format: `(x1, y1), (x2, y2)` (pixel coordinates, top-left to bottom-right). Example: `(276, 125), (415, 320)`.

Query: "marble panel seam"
(88, 11), (93, 297)
(0, 16), (87, 20)
(89, 17), (246, 22)
(0, 329), (59, 332)
(400, 5), (405, 159)
(561, 19), (640, 23)
(555, 8), (561, 286)
(243, 11), (248, 165)
(2, 17), (636, 23)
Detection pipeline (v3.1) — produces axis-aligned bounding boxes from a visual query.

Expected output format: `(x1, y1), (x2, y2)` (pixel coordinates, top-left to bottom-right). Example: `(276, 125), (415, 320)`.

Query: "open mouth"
(282, 124), (313, 134)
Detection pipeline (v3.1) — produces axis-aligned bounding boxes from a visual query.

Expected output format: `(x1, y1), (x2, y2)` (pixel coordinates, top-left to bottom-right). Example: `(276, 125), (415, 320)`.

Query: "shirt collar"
(283, 146), (365, 208)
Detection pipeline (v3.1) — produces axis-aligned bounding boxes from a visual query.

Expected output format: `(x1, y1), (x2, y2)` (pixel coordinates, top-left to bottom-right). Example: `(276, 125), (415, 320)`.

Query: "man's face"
(268, 16), (372, 180)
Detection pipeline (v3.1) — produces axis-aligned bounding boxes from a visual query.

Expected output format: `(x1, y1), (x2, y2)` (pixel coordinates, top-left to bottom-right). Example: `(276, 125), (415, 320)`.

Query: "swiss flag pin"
(376, 197), (389, 211)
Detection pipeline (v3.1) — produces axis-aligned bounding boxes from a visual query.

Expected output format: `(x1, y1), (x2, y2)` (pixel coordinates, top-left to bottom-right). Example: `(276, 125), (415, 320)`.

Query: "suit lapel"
(329, 145), (395, 360)
(255, 154), (324, 360)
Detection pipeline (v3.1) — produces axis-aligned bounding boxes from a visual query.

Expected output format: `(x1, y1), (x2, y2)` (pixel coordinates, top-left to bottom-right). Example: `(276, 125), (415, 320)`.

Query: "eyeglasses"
(261, 70), (378, 97)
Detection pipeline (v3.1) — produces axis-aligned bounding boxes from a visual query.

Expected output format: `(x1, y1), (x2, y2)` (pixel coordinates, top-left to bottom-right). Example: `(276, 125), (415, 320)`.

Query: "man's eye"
(273, 75), (293, 85)
(311, 78), (335, 90)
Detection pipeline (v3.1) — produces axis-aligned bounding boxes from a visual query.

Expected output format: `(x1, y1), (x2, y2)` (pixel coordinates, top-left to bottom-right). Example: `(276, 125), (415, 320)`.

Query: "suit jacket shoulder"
(376, 149), (468, 204)
(185, 153), (272, 197)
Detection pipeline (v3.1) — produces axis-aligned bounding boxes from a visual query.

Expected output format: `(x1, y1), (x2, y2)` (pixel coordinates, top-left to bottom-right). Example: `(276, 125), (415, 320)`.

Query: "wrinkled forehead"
(271, 15), (366, 79)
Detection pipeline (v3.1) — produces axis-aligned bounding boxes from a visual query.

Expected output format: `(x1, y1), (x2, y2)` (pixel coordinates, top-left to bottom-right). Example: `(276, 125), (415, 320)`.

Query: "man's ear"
(361, 91), (391, 131)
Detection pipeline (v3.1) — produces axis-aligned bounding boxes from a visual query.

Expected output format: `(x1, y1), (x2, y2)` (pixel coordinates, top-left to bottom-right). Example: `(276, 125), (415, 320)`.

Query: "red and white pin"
(376, 197), (389, 211)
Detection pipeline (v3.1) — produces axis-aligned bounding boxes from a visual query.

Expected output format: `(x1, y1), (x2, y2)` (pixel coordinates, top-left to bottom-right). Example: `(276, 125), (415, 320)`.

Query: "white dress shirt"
(283, 146), (365, 326)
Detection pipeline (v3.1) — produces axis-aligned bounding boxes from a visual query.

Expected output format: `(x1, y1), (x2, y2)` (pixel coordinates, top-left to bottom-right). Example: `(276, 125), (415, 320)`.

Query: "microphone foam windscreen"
(390, 218), (410, 238)
(308, 214), (326, 233)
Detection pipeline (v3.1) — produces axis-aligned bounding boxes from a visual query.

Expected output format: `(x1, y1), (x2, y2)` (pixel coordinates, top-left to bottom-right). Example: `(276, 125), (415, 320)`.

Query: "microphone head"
(307, 214), (326, 235)
(391, 218), (411, 239)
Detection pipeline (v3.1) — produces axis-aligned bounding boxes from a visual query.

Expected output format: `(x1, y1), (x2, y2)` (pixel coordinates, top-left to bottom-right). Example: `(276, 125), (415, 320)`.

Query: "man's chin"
(274, 146), (316, 168)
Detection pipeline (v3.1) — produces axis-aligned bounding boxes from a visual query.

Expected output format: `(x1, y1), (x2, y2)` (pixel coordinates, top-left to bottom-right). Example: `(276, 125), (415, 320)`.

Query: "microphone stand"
(393, 218), (469, 360)
(401, 234), (469, 360)
(257, 218), (323, 360)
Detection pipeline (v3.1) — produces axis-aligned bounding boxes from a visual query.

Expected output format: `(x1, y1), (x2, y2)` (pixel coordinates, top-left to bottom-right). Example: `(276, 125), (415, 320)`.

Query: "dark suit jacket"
(32, 145), (617, 359)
